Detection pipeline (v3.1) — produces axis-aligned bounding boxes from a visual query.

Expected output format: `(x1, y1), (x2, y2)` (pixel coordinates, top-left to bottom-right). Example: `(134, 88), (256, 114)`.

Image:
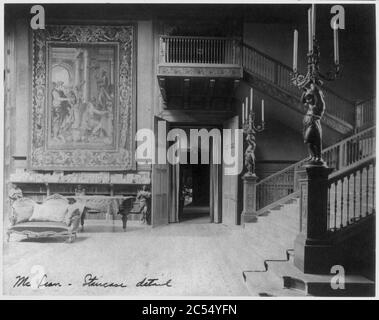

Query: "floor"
(3, 218), (272, 297)
(180, 205), (210, 223)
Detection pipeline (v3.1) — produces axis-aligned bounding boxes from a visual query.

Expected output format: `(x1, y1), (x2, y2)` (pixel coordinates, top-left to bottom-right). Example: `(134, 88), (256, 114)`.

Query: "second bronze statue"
(301, 82), (326, 166)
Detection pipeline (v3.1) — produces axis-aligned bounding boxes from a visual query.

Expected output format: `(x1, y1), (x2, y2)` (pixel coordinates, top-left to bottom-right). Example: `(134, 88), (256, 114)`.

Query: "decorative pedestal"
(294, 165), (334, 274)
(241, 173), (258, 224)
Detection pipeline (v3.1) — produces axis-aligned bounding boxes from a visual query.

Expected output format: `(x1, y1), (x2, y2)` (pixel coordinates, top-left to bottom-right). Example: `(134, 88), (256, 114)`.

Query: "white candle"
(293, 29), (298, 72)
(308, 8), (312, 53)
(245, 99), (248, 120)
(250, 88), (253, 112)
(261, 100), (265, 122)
(245, 97), (249, 117)
(312, 4), (316, 39)
(242, 102), (245, 122)
(333, 21), (339, 64)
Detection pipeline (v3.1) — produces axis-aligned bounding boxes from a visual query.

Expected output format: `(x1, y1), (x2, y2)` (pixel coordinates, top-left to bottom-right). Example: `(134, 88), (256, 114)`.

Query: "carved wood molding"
(158, 65), (243, 78)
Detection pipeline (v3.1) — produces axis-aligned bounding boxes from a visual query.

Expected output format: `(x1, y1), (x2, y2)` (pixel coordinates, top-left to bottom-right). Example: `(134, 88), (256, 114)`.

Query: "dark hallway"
(179, 164), (210, 223)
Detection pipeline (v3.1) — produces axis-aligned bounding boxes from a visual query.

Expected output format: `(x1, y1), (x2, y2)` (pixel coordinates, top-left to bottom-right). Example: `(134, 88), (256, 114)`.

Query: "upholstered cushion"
(12, 198), (36, 224)
(9, 221), (69, 233)
(29, 202), (68, 223)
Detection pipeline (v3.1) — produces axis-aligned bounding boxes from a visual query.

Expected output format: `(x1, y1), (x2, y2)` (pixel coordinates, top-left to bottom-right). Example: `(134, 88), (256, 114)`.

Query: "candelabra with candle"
(292, 4), (341, 88)
(241, 88), (265, 224)
(291, 4), (341, 166)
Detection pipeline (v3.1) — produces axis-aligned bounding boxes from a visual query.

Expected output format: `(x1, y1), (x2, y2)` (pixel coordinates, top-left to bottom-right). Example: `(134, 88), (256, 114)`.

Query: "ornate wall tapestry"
(30, 25), (136, 170)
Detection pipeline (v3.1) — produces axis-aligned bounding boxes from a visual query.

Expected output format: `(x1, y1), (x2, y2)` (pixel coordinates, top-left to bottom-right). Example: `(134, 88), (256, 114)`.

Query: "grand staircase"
(241, 126), (375, 296)
(240, 42), (376, 297)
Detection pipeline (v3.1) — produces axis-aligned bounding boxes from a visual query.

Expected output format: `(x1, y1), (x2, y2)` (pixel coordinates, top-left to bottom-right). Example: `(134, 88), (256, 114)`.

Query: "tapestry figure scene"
(48, 45), (117, 149)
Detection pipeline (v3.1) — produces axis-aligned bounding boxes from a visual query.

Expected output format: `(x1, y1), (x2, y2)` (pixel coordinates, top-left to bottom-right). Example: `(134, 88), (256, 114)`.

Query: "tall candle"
(333, 21), (339, 64)
(261, 99), (265, 122)
(250, 88), (253, 112)
(293, 29), (298, 72)
(312, 4), (316, 39)
(242, 102), (245, 122)
(245, 99), (248, 120)
(245, 97), (249, 117)
(308, 8), (312, 53)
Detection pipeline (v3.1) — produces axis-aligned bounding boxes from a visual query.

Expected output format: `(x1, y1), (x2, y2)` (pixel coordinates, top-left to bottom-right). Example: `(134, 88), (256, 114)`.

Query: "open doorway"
(179, 163), (210, 223)
(166, 124), (223, 225)
(153, 117), (239, 227)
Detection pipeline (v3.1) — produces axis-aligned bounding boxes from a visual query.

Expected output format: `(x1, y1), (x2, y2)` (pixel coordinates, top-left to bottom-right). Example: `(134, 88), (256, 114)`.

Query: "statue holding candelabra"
(291, 4), (341, 167)
(241, 88), (265, 223)
(292, 4), (342, 272)
(242, 88), (265, 176)
(243, 109), (265, 176)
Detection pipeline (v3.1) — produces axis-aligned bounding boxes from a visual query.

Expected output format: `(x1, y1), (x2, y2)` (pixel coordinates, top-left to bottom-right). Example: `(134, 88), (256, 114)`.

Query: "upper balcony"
(158, 35), (243, 78)
(157, 36), (243, 109)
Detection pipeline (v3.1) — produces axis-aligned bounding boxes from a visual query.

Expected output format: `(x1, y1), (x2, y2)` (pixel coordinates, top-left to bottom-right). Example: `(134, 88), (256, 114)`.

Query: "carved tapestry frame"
(30, 25), (136, 170)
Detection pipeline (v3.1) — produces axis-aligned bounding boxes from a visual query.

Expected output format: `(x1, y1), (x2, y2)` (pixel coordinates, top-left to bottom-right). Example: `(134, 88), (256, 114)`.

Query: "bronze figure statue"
(301, 82), (326, 165)
(244, 130), (257, 176)
(242, 108), (265, 176)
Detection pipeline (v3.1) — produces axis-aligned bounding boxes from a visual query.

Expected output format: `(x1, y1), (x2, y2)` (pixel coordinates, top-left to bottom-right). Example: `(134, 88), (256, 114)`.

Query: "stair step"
(267, 260), (375, 297)
(243, 270), (308, 297)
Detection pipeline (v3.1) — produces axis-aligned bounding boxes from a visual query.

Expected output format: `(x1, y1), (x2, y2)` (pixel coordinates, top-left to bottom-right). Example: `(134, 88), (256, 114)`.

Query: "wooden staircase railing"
(242, 43), (356, 126)
(356, 98), (376, 131)
(256, 126), (376, 211)
(294, 155), (375, 275)
(327, 156), (375, 232)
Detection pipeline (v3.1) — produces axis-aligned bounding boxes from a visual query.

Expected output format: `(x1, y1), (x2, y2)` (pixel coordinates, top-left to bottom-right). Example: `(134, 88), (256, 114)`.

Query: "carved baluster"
(353, 171), (357, 222)
(373, 164), (376, 213)
(359, 168), (363, 218)
(179, 38), (184, 63)
(366, 165), (369, 216)
(340, 177), (344, 228)
(204, 39), (207, 63)
(194, 38), (197, 63)
(346, 174), (350, 225)
(227, 39), (230, 64)
(172, 38), (176, 63)
(327, 185), (331, 229)
(196, 38), (199, 63)
(334, 181), (338, 230)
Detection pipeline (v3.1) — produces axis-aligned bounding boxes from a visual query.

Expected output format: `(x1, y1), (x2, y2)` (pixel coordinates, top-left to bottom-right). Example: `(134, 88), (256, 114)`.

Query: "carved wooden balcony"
(157, 36), (242, 109)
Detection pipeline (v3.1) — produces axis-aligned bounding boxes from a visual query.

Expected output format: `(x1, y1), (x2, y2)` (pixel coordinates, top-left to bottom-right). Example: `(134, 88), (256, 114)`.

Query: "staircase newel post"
(241, 173), (258, 224)
(294, 165), (334, 274)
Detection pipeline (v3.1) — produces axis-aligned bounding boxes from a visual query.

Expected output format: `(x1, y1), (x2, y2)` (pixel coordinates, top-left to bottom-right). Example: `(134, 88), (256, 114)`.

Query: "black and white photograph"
(1, 1), (377, 301)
